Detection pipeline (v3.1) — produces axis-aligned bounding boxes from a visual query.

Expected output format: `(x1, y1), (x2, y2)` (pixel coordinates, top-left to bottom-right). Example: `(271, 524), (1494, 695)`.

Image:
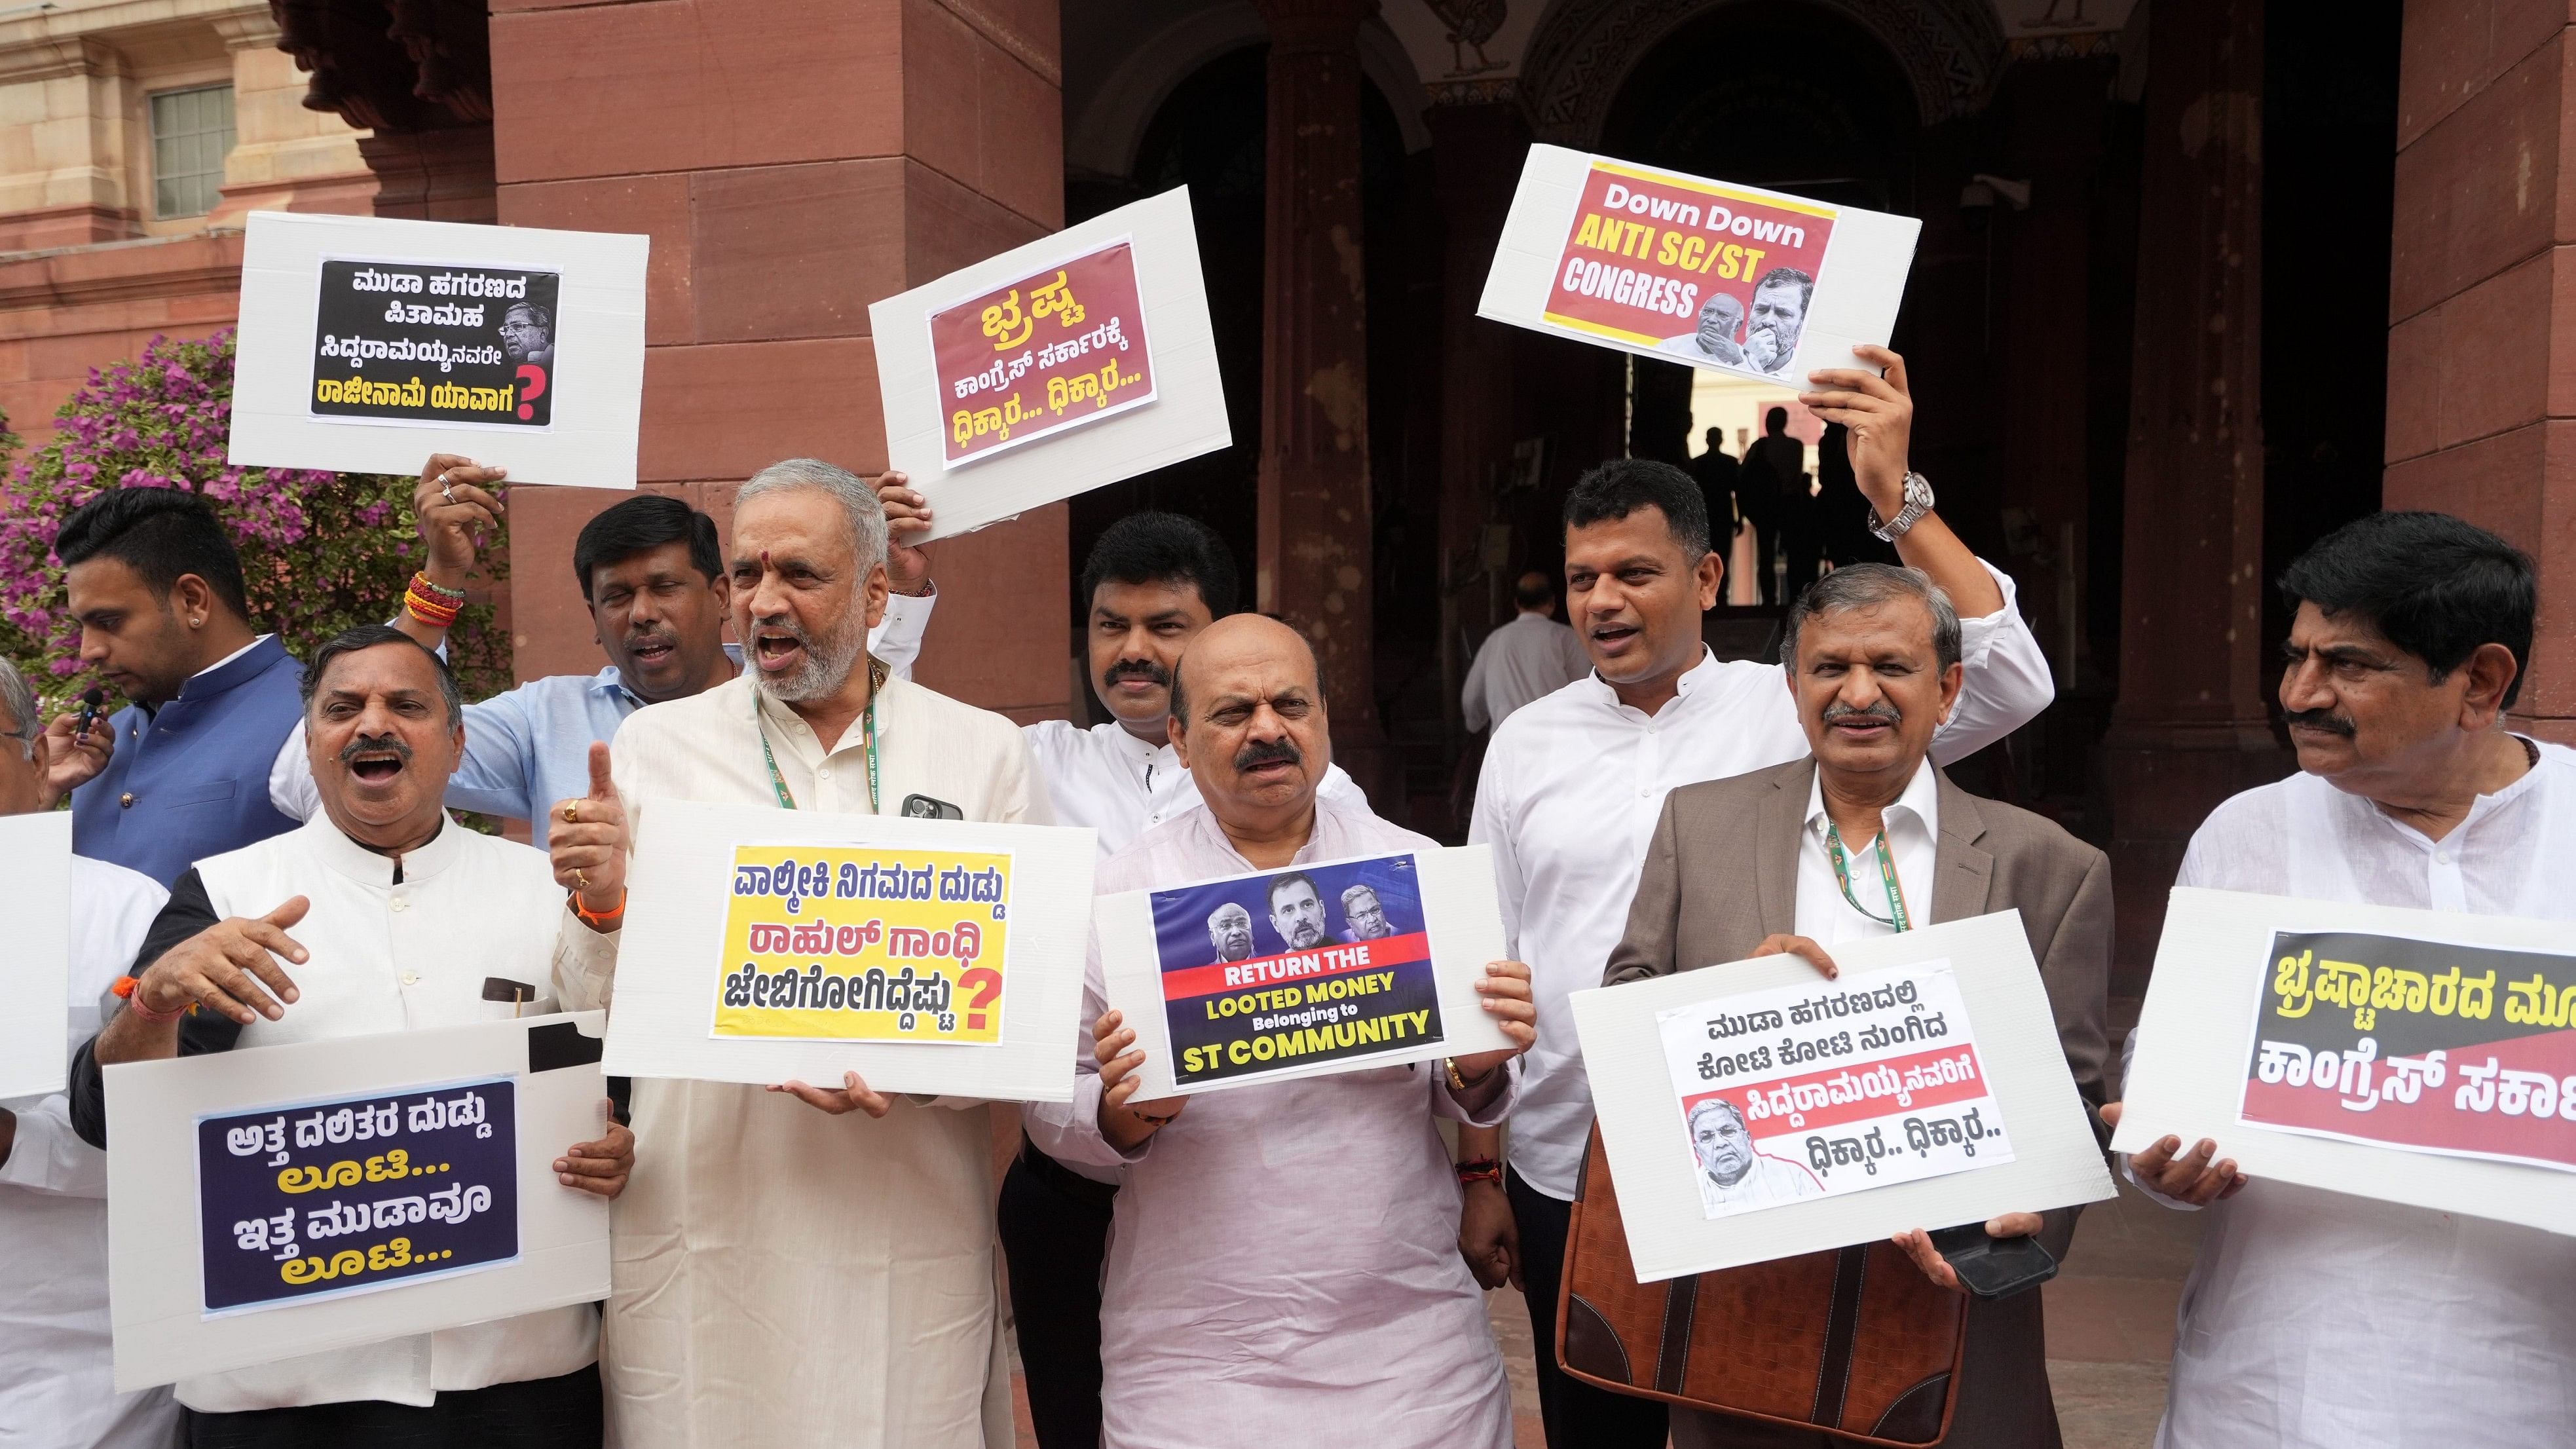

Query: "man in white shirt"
(2109, 511), (2576, 1448)
(67, 626), (633, 1446)
(1454, 348), (2056, 1448)
(865, 482), (1359, 1449)
(0, 657), (179, 1449)
(551, 459), (1045, 1449)
(1461, 573), (1591, 734)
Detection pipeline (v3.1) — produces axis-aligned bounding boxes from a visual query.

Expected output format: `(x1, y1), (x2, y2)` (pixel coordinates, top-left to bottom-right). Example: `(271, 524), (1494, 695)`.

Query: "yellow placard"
(716, 844), (1012, 1045)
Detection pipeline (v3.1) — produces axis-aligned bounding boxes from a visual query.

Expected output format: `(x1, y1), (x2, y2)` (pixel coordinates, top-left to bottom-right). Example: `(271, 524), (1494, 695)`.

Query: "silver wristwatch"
(1869, 471), (1935, 542)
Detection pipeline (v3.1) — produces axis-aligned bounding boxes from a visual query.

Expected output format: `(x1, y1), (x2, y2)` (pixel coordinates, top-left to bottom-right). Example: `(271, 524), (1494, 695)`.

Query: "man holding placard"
(1453, 351), (2054, 1448)
(1601, 563), (2110, 1449)
(2112, 513), (2576, 1448)
(1024, 612), (1537, 1448)
(0, 657), (178, 1449)
(552, 459), (1045, 1449)
(65, 626), (633, 1440)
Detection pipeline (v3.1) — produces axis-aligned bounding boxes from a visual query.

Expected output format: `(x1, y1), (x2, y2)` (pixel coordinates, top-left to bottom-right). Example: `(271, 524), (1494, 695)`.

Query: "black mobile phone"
(899, 793), (964, 821)
(1926, 1223), (2058, 1300)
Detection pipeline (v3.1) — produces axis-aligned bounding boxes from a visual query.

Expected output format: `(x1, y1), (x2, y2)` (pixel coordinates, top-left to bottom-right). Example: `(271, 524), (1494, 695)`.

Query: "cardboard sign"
(933, 240), (1157, 466)
(870, 187), (1229, 541)
(1096, 846), (1516, 1098)
(717, 844), (1015, 1047)
(197, 1079), (519, 1315)
(230, 212), (646, 488)
(0, 812), (73, 1101)
(1658, 962), (2015, 1220)
(604, 801), (1096, 1100)
(1479, 147), (1920, 383)
(109, 1014), (610, 1390)
(1573, 912), (2112, 1283)
(2114, 888), (2576, 1237)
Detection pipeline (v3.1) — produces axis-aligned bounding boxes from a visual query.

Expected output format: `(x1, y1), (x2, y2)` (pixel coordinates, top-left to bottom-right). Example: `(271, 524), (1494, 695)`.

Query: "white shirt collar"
(1575, 645), (1723, 720)
(301, 810), (468, 886)
(1802, 756), (1941, 847)
(191, 633), (275, 681)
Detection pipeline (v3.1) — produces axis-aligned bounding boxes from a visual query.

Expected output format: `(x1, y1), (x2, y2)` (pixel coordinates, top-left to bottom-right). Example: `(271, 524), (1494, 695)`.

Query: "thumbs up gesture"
(549, 742), (629, 928)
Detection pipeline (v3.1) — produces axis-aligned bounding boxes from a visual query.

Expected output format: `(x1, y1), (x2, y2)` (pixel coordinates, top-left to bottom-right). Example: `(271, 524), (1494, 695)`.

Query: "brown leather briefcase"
(1554, 1125), (1966, 1445)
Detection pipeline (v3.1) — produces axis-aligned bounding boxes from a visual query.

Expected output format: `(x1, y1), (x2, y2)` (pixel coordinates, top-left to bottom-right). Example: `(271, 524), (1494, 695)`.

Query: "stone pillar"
(210, 12), (374, 223)
(2382, 2), (2576, 742)
(2099, 0), (2285, 992)
(1427, 99), (1528, 729)
(485, 0), (1072, 724)
(1253, 0), (1389, 793)
(0, 37), (136, 252)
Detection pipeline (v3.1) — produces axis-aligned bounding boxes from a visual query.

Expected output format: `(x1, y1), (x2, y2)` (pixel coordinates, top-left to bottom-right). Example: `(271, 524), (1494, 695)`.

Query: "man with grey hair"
(555, 457), (1050, 1449)
(1604, 562), (2110, 1448)
(0, 656), (180, 1449)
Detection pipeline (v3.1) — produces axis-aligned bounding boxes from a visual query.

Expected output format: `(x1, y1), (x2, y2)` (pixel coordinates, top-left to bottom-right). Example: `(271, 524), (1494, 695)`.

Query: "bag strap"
(1809, 1244), (1873, 1428)
(1654, 1273), (1699, 1395)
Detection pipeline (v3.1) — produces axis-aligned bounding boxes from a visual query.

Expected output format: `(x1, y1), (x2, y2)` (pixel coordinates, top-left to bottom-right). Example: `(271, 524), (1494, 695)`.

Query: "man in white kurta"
(0, 658), (179, 1449)
(1024, 614), (1535, 1449)
(2115, 511), (2576, 1448)
(553, 459), (1045, 1449)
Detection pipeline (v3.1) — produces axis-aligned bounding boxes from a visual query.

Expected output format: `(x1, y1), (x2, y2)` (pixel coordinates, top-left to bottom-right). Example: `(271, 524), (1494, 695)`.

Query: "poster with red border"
(1478, 145), (1920, 383)
(930, 238), (1157, 468)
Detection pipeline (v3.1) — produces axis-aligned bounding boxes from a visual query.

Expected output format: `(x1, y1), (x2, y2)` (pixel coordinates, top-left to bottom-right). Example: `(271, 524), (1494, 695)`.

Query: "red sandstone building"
(0, 0), (2530, 996)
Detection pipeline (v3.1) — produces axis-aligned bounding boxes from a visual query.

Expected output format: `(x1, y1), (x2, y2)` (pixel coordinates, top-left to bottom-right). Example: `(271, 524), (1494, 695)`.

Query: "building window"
(151, 85), (236, 219)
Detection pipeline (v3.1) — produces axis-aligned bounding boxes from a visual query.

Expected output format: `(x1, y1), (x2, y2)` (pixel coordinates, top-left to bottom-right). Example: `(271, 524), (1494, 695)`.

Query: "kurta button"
(400, 970), (420, 986)
(390, 897), (409, 913)
(119, 792), (134, 808)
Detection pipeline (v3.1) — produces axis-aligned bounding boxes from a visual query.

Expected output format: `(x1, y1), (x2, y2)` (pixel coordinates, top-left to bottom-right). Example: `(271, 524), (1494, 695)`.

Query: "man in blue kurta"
(52, 488), (305, 885)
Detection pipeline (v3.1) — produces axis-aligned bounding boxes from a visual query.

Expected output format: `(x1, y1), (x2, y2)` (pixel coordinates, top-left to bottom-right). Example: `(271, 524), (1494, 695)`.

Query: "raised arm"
(399, 454), (507, 650)
(869, 470), (938, 681)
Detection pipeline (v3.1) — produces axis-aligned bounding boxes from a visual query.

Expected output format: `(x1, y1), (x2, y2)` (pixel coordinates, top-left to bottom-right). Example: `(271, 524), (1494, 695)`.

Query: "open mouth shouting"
(750, 618), (812, 677)
(339, 731), (413, 786)
(626, 629), (678, 671)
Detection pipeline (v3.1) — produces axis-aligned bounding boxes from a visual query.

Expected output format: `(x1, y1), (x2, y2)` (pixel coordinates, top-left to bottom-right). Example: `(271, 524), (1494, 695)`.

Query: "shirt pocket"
(160, 778), (239, 808)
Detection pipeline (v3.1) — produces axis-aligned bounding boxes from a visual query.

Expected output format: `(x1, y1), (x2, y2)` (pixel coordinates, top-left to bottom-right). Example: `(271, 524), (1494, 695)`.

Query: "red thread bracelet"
(111, 975), (193, 1023)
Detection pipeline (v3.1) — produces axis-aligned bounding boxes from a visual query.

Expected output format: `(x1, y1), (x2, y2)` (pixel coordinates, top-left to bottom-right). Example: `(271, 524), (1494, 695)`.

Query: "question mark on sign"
(515, 364), (548, 421)
(959, 967), (1002, 1031)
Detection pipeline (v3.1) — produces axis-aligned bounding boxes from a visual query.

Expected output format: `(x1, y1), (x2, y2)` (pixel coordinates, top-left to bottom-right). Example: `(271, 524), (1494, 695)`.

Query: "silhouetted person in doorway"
(1742, 407), (1809, 603)
(1690, 426), (1742, 556)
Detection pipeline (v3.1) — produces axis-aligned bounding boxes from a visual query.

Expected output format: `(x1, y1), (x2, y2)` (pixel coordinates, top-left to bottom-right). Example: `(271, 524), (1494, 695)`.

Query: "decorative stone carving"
(271, 0), (490, 132)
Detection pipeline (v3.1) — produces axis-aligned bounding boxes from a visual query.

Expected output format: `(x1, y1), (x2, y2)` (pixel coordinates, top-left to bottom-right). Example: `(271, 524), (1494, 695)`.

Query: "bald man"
(1461, 573), (1590, 734)
(1027, 616), (1538, 1448)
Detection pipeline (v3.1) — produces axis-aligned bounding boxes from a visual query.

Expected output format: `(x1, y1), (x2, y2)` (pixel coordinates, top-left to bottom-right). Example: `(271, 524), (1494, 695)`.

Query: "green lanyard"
(1825, 821), (1911, 932)
(757, 692), (880, 815)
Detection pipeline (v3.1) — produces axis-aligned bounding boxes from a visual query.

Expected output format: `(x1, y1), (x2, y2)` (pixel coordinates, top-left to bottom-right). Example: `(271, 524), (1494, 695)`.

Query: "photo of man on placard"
(500, 300), (555, 368)
(1742, 267), (1814, 379)
(1207, 903), (1256, 963)
(1341, 884), (1394, 941)
(1265, 871), (1341, 950)
(1689, 1097), (1824, 1216)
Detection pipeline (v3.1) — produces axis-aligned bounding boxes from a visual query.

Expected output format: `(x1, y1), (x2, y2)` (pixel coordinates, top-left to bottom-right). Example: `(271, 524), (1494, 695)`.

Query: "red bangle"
(112, 975), (193, 1023)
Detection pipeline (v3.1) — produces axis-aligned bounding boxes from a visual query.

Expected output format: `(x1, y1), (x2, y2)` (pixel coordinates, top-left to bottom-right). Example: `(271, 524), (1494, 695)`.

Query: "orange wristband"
(112, 975), (194, 1023)
(571, 889), (626, 928)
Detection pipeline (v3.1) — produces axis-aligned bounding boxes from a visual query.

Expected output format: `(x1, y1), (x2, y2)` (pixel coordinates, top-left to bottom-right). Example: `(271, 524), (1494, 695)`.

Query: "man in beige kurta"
(556, 459), (1048, 1449)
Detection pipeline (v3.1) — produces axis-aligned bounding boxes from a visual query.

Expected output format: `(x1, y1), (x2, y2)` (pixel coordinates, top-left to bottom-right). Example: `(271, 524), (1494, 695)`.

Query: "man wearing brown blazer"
(1603, 563), (2110, 1449)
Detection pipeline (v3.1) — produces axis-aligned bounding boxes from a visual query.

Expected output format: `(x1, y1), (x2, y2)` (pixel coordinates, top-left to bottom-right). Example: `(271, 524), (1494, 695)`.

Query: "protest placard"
(0, 812), (72, 1101)
(2112, 888), (2576, 1236)
(108, 1013), (610, 1390)
(1478, 145), (1920, 383)
(869, 187), (1230, 541)
(1574, 912), (2112, 1282)
(229, 212), (647, 489)
(1094, 846), (1516, 1098)
(603, 800), (1096, 1099)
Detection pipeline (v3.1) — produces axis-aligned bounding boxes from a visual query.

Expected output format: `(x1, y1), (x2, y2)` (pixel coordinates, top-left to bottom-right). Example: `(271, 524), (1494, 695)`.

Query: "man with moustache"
(550, 458), (1045, 1449)
(1603, 563), (2110, 1448)
(66, 626), (633, 1444)
(1206, 902), (1256, 962)
(2109, 513), (2576, 1448)
(1265, 871), (1340, 950)
(1453, 348), (2055, 1449)
(271, 455), (928, 842)
(868, 479), (1360, 1449)
(1742, 267), (1814, 379)
(1025, 614), (1537, 1448)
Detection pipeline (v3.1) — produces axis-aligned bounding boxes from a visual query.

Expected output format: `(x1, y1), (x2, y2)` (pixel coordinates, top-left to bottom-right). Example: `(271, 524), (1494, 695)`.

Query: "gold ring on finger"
(576, 869), (588, 892)
(564, 800), (579, 825)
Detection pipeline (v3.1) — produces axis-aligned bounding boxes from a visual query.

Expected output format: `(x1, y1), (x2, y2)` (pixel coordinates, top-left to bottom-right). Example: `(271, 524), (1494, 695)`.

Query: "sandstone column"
(2099, 0), (2283, 988)
(1253, 0), (1390, 794)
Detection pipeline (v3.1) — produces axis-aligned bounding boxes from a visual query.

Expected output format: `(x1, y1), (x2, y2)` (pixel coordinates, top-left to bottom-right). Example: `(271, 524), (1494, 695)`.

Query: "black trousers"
(998, 1135), (1117, 1449)
(1510, 1167), (1670, 1449)
(187, 1363), (601, 1448)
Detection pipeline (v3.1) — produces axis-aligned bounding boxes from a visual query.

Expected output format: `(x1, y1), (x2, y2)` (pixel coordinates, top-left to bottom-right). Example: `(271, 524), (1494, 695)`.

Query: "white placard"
(869, 187), (1231, 540)
(1477, 145), (1920, 383)
(109, 1013), (611, 1391)
(229, 212), (646, 489)
(1096, 845), (1515, 1098)
(1573, 911), (2112, 1282)
(2111, 887), (2576, 1237)
(601, 800), (1098, 1100)
(0, 811), (73, 1100)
